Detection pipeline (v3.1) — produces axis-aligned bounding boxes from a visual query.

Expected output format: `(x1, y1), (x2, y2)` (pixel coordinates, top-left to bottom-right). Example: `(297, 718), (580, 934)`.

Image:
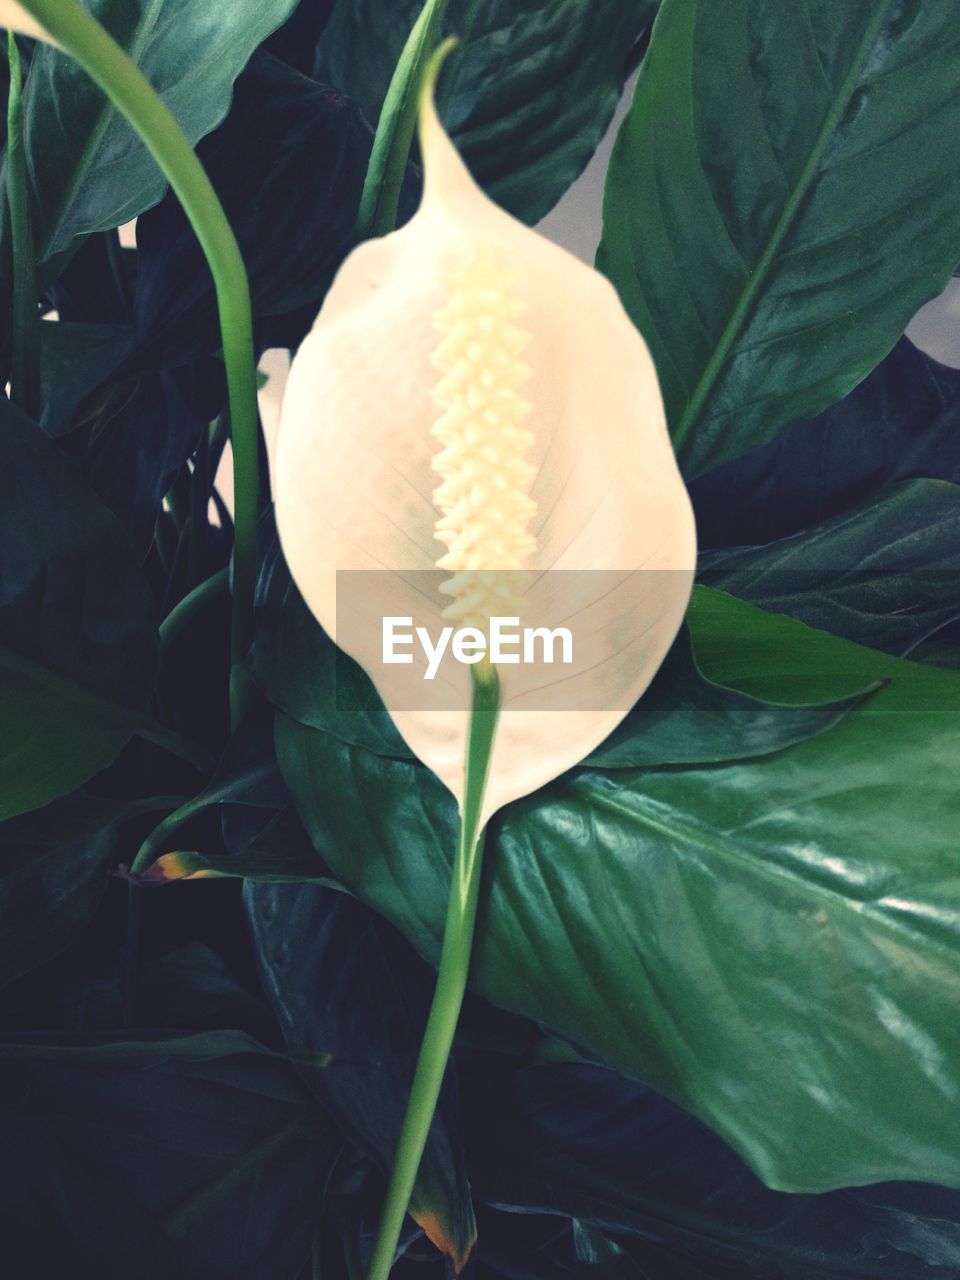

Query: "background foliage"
(2, 0), (960, 1275)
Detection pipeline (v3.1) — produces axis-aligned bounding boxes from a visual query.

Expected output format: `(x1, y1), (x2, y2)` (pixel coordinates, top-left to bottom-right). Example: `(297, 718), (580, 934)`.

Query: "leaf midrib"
(672, 0), (894, 455)
(37, 0), (164, 259)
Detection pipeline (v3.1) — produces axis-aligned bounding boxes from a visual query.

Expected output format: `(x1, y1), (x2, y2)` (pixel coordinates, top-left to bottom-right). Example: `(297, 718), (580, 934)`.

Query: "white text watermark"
(382, 616), (573, 680)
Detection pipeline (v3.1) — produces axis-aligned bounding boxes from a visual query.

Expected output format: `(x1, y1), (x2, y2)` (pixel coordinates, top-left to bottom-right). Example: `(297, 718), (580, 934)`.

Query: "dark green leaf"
(20, 0), (299, 266)
(0, 400), (158, 820)
(583, 628), (871, 768)
(465, 1060), (960, 1278)
(131, 53), (372, 369)
(0, 1105), (184, 1280)
(61, 941), (276, 1041)
(206, 804), (331, 883)
(38, 320), (134, 437)
(132, 711), (288, 877)
(247, 882), (477, 1272)
(262, 0), (336, 75)
(689, 340), (960, 549)
(0, 793), (162, 989)
(699, 479), (960, 657)
(276, 595), (960, 1191)
(315, 0), (656, 223)
(686, 583), (933, 704)
(48, 229), (137, 326)
(0, 1031), (337, 1280)
(598, 1), (960, 477)
(80, 369), (207, 556)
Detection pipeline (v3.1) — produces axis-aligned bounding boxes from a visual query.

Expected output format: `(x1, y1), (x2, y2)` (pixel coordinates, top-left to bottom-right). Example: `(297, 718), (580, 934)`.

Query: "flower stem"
(6, 32), (40, 416)
(366, 663), (499, 1280)
(19, 0), (258, 729)
(356, 0), (451, 240)
(159, 566), (229, 654)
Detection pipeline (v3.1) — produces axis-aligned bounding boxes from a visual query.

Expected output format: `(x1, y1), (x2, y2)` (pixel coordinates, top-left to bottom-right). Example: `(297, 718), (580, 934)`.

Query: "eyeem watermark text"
(383, 616), (573, 681)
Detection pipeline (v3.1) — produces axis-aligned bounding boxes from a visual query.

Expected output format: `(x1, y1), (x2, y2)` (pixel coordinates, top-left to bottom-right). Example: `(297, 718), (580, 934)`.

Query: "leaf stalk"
(5, 31), (40, 415)
(18, 0), (259, 728)
(366, 663), (499, 1280)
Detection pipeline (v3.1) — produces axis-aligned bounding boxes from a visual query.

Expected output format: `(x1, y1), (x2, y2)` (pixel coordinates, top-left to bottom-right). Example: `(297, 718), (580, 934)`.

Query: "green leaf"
(0, 400), (159, 821)
(0, 1032), (337, 1279)
(61, 940), (277, 1040)
(148, 805), (328, 884)
(19, 0), (299, 267)
(315, 0), (656, 223)
(131, 52), (372, 370)
(583, 628), (872, 768)
(685, 584), (938, 705)
(247, 882), (477, 1272)
(598, 0), (960, 478)
(38, 319), (134, 437)
(276, 594), (960, 1192)
(699, 478), (960, 657)
(688, 339), (960, 549)
(0, 792), (172, 988)
(464, 1060), (960, 1278)
(131, 714), (336, 884)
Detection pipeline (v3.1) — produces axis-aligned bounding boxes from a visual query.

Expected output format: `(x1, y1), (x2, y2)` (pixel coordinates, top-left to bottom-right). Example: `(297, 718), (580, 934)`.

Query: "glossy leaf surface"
(598, 0), (960, 477)
(699, 478), (960, 656)
(18, 0), (299, 265)
(276, 593), (960, 1192)
(315, 0), (656, 223)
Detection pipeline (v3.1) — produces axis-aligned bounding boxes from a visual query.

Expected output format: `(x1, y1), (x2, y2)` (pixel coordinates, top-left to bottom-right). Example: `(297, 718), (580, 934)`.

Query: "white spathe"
(275, 81), (697, 827)
(1, 2), (54, 42)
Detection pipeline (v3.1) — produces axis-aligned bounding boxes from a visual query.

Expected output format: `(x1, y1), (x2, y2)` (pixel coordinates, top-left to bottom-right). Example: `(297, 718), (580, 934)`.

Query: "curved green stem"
(6, 32), (40, 415)
(366, 664), (499, 1280)
(19, 0), (258, 729)
(159, 567), (229, 653)
(356, 0), (451, 240)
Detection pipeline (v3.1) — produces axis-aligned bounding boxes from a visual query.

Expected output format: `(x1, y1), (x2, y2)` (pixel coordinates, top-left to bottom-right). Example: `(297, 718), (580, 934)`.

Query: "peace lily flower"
(276, 66), (697, 828)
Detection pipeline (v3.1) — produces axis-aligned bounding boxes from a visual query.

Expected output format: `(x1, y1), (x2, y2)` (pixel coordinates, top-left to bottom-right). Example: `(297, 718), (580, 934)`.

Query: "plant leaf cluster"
(2, 1), (960, 1276)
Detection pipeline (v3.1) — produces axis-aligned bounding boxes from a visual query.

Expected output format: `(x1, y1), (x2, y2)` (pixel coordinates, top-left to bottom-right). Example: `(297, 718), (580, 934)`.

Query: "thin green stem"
(356, 0), (451, 240)
(19, 0), (258, 729)
(366, 664), (499, 1280)
(6, 32), (40, 416)
(159, 567), (228, 653)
